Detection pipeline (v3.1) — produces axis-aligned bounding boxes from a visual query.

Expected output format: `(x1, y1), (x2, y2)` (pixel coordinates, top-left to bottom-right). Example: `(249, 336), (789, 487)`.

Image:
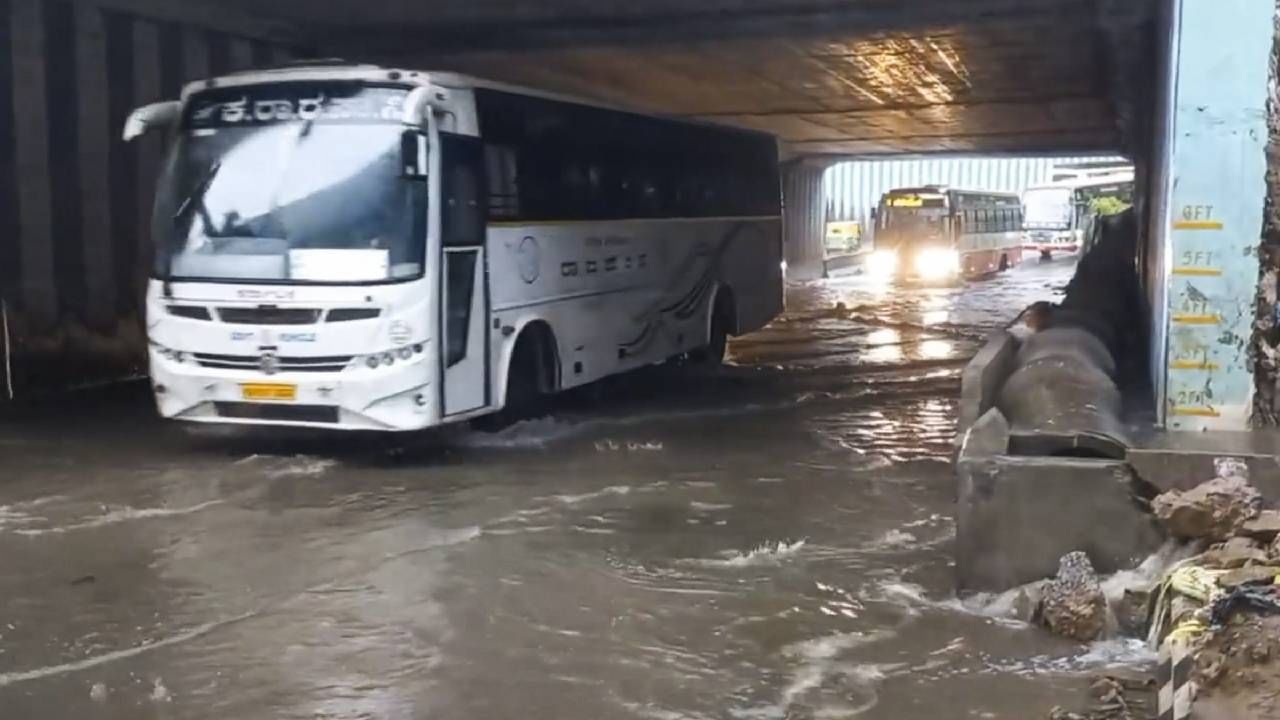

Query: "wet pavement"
(0, 256), (1152, 719)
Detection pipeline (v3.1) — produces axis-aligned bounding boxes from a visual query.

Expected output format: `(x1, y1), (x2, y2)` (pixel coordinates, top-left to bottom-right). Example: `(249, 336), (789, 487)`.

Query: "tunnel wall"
(0, 0), (298, 400)
(1254, 8), (1280, 426)
(781, 162), (825, 280)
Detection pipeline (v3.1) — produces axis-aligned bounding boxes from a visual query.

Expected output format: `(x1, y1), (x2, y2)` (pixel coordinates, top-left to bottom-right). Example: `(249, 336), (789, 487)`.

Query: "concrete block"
(956, 454), (1165, 593)
(959, 406), (1009, 458)
(957, 331), (1018, 446)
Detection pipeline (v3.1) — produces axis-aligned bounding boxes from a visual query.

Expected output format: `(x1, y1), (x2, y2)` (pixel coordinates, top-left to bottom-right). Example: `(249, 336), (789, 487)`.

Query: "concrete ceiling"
(211, 0), (1160, 158)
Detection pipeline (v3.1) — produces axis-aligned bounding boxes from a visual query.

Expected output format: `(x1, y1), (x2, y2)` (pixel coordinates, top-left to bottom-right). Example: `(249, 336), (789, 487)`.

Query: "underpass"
(2, 0), (1280, 716)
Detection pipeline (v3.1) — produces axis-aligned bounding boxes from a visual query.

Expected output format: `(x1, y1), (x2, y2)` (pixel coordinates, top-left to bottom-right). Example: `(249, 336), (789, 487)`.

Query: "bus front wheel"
(475, 327), (554, 430)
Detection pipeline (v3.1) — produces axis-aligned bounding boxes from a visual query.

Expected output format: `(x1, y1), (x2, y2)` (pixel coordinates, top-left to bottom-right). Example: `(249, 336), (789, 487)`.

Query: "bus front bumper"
(1023, 231), (1077, 253)
(149, 351), (437, 432)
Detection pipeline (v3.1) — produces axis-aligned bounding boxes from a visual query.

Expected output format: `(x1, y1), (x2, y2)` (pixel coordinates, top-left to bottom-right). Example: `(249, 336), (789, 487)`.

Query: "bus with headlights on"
(123, 62), (783, 431)
(866, 186), (1023, 283)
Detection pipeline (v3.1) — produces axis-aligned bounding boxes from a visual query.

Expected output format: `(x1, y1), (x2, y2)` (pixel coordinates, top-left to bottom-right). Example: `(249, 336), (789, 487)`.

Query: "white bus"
(1022, 170), (1134, 258)
(124, 63), (784, 431)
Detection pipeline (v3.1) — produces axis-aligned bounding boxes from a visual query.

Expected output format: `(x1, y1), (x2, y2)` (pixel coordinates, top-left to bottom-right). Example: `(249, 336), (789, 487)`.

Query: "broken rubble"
(1240, 510), (1280, 542)
(1150, 475), (1261, 542)
(1038, 551), (1108, 642)
(1201, 537), (1271, 569)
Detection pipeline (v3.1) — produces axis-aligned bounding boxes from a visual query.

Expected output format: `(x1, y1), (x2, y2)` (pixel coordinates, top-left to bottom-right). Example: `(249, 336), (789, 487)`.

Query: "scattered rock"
(1046, 673), (1155, 719)
(89, 682), (107, 702)
(1038, 552), (1108, 642)
(150, 677), (170, 703)
(1012, 580), (1047, 623)
(1150, 476), (1262, 542)
(1241, 510), (1280, 542)
(1270, 534), (1280, 561)
(1201, 537), (1271, 569)
(1217, 565), (1280, 589)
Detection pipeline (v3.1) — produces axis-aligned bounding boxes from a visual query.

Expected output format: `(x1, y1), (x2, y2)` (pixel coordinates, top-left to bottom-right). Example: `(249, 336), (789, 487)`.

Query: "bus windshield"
(153, 83), (427, 284)
(879, 205), (948, 245)
(1023, 187), (1072, 229)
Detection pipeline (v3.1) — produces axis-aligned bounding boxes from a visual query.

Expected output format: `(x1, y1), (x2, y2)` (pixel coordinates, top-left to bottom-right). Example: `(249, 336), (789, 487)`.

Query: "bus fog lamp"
(397, 347), (413, 360)
(381, 352), (395, 366)
(365, 356), (381, 369)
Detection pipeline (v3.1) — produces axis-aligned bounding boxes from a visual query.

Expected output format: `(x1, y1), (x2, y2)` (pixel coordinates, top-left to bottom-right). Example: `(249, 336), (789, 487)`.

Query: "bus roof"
(1025, 170), (1135, 192)
(882, 186), (1019, 200)
(180, 62), (778, 141)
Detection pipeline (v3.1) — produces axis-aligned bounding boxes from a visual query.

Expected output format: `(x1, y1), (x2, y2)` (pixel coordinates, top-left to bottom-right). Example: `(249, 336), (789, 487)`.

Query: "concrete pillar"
(11, 0), (56, 328)
(132, 18), (162, 313)
(782, 161), (825, 280)
(75, 1), (116, 330)
(1152, 0), (1274, 430)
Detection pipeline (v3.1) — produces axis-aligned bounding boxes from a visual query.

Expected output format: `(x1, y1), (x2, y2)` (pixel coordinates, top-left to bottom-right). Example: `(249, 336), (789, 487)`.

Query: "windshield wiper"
(163, 160), (221, 297)
(173, 160), (221, 235)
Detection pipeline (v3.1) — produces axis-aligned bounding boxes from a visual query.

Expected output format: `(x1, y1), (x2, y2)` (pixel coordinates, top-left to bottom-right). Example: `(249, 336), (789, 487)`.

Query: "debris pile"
(1047, 673), (1156, 720)
(1037, 465), (1280, 719)
(1149, 474), (1262, 542)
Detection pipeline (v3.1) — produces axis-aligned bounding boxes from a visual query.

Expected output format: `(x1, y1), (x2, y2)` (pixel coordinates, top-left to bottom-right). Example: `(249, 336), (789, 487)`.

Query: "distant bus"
(869, 186), (1023, 282)
(124, 64), (784, 432)
(1022, 171), (1134, 258)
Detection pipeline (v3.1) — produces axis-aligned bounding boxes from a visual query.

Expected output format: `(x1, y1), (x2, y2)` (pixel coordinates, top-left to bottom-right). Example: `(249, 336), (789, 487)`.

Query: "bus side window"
(484, 144), (520, 220)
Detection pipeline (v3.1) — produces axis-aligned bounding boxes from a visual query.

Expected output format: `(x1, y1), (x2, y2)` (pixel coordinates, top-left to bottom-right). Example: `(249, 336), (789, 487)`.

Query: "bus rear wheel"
(689, 292), (732, 367)
(998, 254), (1010, 272)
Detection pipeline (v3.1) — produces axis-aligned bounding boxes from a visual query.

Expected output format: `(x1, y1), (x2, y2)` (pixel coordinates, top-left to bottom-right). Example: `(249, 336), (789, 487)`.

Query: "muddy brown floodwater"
(0, 256), (1154, 720)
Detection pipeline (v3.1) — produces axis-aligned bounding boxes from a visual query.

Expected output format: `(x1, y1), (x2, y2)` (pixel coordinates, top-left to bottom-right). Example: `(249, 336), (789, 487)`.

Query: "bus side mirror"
(401, 129), (428, 180)
(122, 100), (181, 142)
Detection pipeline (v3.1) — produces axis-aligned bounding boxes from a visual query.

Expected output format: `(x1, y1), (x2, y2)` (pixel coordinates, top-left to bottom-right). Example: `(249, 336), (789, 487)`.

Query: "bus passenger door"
(439, 134), (489, 416)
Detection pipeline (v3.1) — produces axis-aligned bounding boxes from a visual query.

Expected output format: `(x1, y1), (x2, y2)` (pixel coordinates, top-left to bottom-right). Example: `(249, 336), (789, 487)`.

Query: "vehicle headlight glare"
(914, 248), (961, 280)
(867, 250), (897, 277)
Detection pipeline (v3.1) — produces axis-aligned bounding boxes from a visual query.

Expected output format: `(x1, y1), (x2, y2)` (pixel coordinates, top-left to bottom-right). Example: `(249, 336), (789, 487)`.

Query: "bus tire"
(475, 324), (556, 431)
(998, 254), (1010, 272)
(1039, 249), (1052, 262)
(690, 290), (733, 367)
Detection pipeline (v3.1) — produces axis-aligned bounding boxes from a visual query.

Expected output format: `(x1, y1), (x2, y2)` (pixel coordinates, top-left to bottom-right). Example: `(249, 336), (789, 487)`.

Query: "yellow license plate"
(240, 383), (297, 401)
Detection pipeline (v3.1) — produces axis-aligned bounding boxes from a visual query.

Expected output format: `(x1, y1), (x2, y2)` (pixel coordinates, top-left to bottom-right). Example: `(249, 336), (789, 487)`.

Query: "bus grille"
(214, 402), (339, 424)
(193, 353), (353, 372)
(217, 307), (322, 325)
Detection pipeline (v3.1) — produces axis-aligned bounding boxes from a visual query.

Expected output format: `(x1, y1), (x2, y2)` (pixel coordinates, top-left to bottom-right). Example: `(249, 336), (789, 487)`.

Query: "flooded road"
(0, 257), (1146, 719)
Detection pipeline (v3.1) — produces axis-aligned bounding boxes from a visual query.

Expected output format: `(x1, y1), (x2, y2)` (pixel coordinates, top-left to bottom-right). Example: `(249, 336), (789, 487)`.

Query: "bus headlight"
(866, 250), (898, 277)
(152, 343), (186, 363)
(914, 248), (961, 281)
